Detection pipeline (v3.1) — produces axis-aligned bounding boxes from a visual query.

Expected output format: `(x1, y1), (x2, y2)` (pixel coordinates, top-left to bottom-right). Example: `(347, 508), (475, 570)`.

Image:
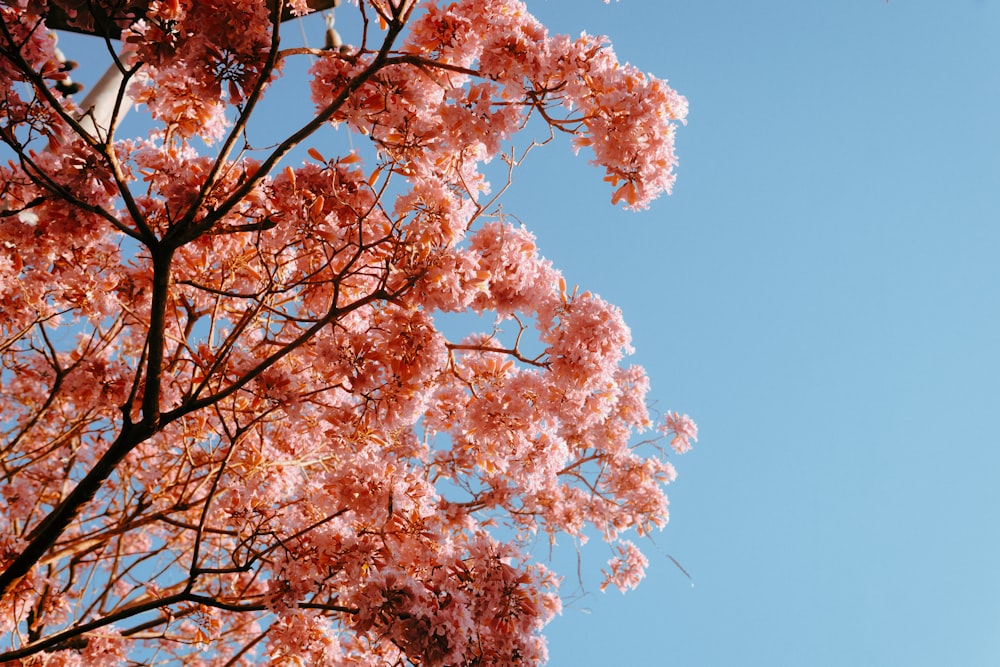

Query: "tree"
(0, 0), (695, 664)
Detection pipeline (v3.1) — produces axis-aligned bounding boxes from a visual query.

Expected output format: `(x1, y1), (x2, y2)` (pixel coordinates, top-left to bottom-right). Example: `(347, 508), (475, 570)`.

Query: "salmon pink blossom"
(662, 411), (700, 454)
(0, 1), (694, 664)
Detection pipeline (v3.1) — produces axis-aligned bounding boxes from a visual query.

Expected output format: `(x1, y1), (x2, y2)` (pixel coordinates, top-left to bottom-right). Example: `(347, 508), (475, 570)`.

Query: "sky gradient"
(517, 1), (1000, 665)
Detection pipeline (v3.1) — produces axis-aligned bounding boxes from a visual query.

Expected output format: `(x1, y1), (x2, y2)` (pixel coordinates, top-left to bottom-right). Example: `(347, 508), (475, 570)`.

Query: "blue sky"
(515, 1), (1000, 665)
(51, 1), (1000, 665)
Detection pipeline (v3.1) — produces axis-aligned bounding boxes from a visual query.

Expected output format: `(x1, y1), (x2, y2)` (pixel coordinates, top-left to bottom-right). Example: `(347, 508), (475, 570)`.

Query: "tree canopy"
(0, 1), (693, 664)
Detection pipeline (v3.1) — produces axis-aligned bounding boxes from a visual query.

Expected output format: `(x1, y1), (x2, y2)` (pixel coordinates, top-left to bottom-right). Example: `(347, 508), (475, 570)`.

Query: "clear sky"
(51, 1), (1000, 665)
(514, 1), (1000, 665)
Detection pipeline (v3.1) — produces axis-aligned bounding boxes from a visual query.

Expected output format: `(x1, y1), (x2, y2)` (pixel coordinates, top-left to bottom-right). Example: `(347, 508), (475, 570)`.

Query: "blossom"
(0, 1), (693, 664)
(662, 411), (699, 454)
(601, 540), (649, 593)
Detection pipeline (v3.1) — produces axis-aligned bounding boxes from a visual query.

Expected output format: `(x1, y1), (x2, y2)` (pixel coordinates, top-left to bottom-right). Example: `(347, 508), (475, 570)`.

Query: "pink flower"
(0, 1), (694, 663)
(600, 540), (649, 592)
(661, 411), (699, 454)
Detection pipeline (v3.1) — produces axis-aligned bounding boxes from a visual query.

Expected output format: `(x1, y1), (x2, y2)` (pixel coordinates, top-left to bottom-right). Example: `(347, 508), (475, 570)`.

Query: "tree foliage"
(0, 0), (694, 664)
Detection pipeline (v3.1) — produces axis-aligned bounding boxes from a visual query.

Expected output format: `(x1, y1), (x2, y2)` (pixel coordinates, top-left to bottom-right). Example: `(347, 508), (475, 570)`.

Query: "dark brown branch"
(162, 272), (419, 424)
(0, 589), (188, 661)
(0, 420), (152, 600)
(167, 12), (409, 247)
(0, 17), (152, 240)
(176, 0), (288, 237)
(140, 246), (176, 428)
(446, 342), (550, 368)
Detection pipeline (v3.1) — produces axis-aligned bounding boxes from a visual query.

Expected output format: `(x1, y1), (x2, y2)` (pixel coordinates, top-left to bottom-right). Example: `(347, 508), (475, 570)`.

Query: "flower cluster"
(0, 1), (694, 664)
